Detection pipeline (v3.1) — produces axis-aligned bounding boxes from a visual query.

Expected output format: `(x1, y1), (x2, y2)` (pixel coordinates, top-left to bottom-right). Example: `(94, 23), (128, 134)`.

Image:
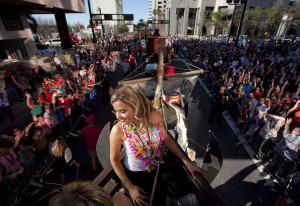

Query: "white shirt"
(54, 57), (61, 65)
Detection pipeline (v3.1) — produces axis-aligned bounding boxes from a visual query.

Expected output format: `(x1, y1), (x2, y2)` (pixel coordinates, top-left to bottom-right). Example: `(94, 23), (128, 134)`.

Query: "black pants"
(209, 105), (223, 125)
(123, 167), (165, 206)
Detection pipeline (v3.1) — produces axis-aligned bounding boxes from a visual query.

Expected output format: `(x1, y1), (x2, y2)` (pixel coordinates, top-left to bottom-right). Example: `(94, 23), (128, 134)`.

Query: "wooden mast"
(152, 45), (165, 111)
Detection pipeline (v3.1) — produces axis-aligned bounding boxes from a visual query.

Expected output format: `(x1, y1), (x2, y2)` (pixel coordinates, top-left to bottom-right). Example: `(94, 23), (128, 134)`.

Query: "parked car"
(44, 39), (61, 48)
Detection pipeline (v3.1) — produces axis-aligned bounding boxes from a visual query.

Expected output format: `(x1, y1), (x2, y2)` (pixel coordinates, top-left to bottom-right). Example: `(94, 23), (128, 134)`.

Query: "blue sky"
(33, 0), (148, 26)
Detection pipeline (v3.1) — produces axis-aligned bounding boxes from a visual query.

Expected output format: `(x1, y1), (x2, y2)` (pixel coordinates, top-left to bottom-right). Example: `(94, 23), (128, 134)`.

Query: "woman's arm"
(153, 111), (202, 179)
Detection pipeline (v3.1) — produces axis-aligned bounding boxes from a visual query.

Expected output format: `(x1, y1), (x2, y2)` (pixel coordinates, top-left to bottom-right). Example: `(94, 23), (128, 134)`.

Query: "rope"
(121, 51), (156, 82)
(173, 56), (204, 71)
(149, 97), (167, 206)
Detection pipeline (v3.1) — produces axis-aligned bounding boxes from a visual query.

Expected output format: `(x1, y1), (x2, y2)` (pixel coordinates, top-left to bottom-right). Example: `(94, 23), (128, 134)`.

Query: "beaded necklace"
(123, 122), (163, 172)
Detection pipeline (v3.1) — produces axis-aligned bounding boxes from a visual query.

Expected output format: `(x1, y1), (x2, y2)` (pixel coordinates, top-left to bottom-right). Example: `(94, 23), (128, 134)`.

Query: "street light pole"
(98, 7), (105, 37)
(235, 0), (247, 45)
(228, 5), (236, 43)
(87, 0), (96, 43)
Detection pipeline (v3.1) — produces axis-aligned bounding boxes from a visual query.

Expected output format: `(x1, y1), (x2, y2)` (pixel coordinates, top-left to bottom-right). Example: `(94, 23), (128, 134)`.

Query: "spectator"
(81, 114), (102, 174)
(25, 92), (42, 121)
(122, 59), (130, 77)
(266, 118), (300, 181)
(0, 90), (15, 124)
(51, 136), (80, 185)
(4, 68), (22, 103)
(209, 85), (228, 125)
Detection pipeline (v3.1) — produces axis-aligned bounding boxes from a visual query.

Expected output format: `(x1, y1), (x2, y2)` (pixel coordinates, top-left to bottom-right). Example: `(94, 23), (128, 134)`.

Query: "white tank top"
(123, 139), (147, 171)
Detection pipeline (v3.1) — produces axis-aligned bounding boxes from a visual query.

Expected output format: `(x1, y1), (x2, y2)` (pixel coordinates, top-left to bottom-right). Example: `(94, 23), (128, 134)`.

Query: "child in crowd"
(17, 143), (36, 176)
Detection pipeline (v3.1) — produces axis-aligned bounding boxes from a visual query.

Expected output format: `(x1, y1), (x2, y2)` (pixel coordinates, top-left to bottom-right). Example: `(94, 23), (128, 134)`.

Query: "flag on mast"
(78, 22), (82, 31)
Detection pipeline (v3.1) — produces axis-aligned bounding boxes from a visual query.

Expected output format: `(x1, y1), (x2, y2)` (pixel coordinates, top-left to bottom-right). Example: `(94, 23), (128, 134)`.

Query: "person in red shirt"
(39, 86), (53, 105)
(54, 74), (65, 95)
(129, 55), (136, 72)
(133, 47), (138, 59)
(251, 87), (261, 101)
(80, 114), (102, 173)
(164, 59), (175, 75)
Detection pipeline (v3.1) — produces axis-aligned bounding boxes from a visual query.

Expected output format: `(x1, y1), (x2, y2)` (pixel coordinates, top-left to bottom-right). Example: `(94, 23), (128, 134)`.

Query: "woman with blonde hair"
(110, 85), (202, 206)
(49, 180), (132, 206)
(51, 136), (80, 185)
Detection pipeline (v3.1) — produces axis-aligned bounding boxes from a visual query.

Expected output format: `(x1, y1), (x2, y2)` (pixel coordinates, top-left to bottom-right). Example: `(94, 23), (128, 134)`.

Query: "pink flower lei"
(123, 122), (163, 170)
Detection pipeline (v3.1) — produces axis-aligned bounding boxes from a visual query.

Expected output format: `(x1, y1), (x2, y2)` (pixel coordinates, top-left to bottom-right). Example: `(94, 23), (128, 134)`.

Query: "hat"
(86, 114), (95, 124)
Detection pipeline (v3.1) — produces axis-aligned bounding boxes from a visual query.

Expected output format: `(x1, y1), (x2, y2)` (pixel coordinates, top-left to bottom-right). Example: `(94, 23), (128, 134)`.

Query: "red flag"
(78, 22), (82, 31)
(94, 22), (98, 31)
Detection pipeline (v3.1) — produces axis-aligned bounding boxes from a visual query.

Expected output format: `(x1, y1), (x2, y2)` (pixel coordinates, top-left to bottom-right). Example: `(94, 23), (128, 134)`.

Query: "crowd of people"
(0, 33), (140, 202)
(173, 37), (299, 199)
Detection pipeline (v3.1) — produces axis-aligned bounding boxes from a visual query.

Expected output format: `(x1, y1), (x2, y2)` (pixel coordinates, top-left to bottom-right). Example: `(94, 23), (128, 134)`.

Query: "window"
(187, 8), (197, 35)
(158, 2), (162, 4)
(158, 6), (162, 8)
(218, 6), (228, 12)
(0, 38), (28, 59)
(0, 12), (22, 31)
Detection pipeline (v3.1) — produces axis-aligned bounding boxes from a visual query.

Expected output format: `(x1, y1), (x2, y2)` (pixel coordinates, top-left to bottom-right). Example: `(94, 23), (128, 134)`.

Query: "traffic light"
(233, 0), (240, 3)
(226, 0), (232, 3)
(148, 20), (152, 24)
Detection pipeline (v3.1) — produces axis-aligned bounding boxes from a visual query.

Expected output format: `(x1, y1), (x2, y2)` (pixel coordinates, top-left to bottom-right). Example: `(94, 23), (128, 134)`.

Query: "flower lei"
(123, 123), (163, 170)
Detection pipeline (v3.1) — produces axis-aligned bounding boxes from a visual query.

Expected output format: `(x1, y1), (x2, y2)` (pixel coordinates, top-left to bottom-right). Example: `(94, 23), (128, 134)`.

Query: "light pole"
(235, 0), (247, 45)
(98, 7), (105, 37)
(87, 0), (96, 43)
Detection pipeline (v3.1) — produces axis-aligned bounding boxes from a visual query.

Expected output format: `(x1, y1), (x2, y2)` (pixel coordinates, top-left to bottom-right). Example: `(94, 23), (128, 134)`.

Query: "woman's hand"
(128, 185), (149, 206)
(184, 160), (203, 179)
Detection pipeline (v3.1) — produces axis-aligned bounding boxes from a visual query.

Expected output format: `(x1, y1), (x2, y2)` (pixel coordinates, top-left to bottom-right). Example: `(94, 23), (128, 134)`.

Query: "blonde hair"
(49, 181), (114, 206)
(111, 85), (154, 130)
(52, 136), (68, 158)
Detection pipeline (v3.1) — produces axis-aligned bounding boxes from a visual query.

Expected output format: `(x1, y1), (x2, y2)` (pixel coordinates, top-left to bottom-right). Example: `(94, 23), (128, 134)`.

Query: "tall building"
(148, 0), (168, 31)
(91, 0), (123, 34)
(166, 0), (290, 37)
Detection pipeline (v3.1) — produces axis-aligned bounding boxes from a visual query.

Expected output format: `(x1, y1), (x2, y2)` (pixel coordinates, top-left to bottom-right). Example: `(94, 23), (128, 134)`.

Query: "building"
(166, 0), (290, 37)
(148, 0), (168, 31)
(91, 0), (123, 34)
(0, 0), (85, 61)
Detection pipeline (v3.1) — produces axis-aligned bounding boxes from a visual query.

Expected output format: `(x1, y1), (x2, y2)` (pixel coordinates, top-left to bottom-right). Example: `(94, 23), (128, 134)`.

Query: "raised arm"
(284, 118), (292, 135)
(25, 93), (33, 109)
(287, 100), (300, 116)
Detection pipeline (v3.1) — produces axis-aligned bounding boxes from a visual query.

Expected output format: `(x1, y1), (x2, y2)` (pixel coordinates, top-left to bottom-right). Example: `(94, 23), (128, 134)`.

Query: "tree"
(287, 2), (300, 33)
(205, 9), (231, 35)
(87, 24), (92, 28)
(265, 1), (287, 35)
(242, 7), (265, 37)
(138, 19), (144, 24)
(115, 25), (129, 34)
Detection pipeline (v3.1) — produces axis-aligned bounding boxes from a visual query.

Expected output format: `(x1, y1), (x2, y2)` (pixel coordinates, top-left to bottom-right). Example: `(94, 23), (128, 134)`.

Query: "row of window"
(0, 12), (23, 31)
(0, 39), (29, 59)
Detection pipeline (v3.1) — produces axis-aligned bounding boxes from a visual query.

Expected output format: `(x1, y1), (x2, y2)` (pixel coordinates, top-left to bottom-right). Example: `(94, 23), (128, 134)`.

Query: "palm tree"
(138, 19), (144, 24)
